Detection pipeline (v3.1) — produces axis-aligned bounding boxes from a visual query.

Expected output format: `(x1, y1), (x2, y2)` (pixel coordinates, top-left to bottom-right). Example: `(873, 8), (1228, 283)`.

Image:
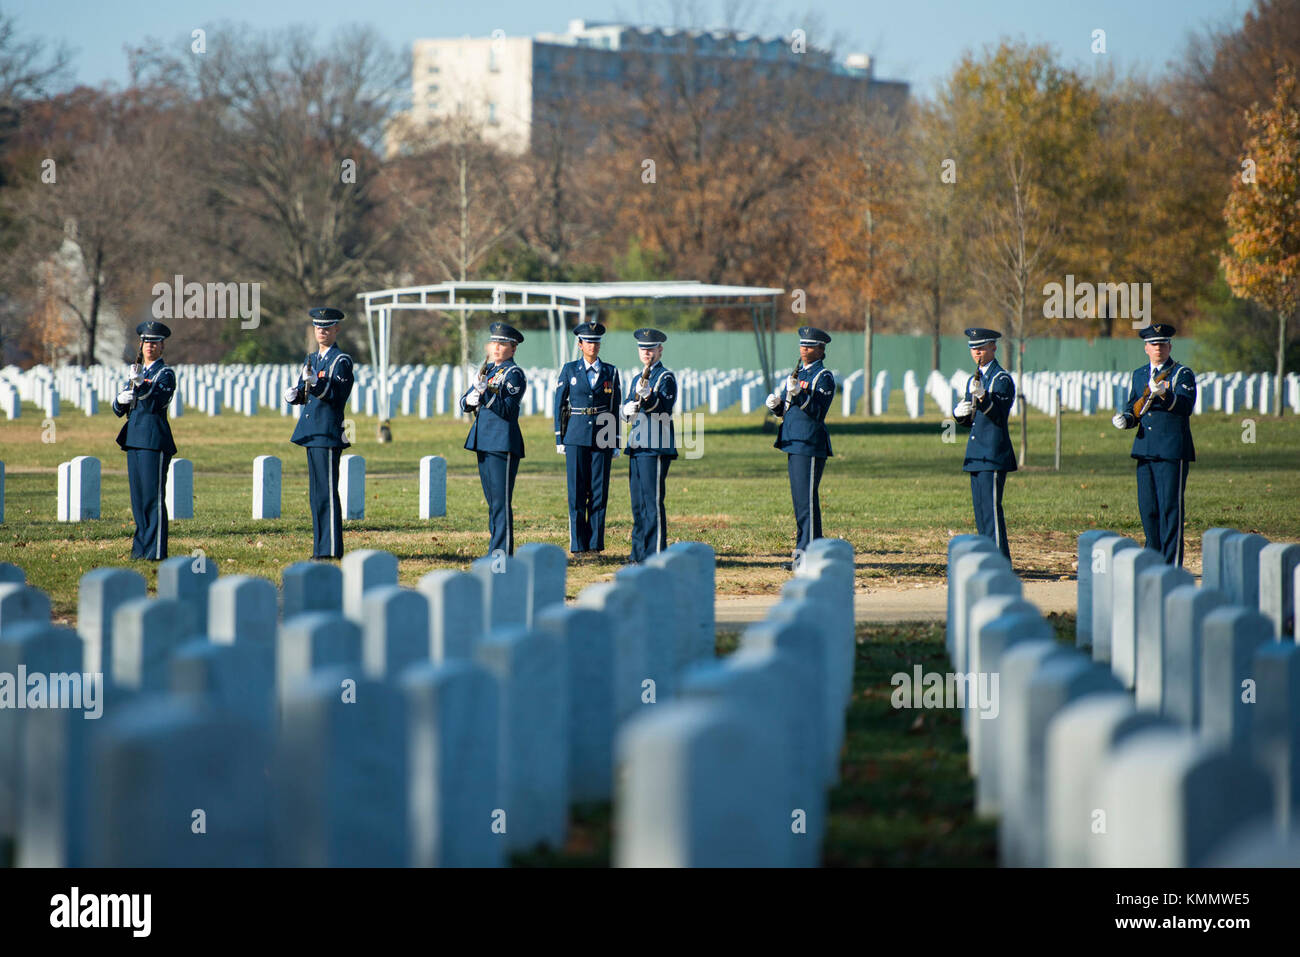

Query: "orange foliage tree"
(1222, 66), (1300, 416)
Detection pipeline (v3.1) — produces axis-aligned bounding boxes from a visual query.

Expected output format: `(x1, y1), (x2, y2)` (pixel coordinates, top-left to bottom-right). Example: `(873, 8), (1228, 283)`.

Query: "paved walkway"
(715, 579), (1077, 626)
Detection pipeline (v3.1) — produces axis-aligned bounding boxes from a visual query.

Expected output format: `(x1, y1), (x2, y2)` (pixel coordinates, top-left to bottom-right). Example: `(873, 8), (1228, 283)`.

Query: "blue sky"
(10, 0), (1248, 97)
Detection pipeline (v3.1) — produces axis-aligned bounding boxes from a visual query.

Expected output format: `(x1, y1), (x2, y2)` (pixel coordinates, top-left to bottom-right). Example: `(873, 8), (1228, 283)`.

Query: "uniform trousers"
(969, 469), (1010, 561)
(565, 446), (613, 552)
(1136, 458), (1188, 566)
(306, 446), (344, 559)
(477, 450), (520, 556)
(787, 453), (826, 554)
(628, 454), (670, 563)
(127, 448), (171, 560)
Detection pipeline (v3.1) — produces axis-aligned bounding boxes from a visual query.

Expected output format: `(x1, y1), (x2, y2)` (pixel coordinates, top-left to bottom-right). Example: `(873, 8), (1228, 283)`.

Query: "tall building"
(395, 19), (908, 154)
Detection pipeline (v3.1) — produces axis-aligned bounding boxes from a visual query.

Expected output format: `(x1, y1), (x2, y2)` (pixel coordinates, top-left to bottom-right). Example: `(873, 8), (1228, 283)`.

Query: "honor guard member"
(765, 326), (836, 567)
(952, 328), (1017, 561)
(1112, 324), (1197, 566)
(283, 307), (354, 560)
(620, 328), (676, 564)
(554, 321), (622, 558)
(462, 321), (527, 557)
(112, 321), (178, 560)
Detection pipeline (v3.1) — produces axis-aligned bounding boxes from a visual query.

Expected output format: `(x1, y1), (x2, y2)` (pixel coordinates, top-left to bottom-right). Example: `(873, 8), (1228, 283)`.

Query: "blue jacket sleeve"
(976, 372), (1014, 426)
(553, 364), (570, 438)
(1163, 367), (1196, 416)
(1123, 371), (1141, 421)
(642, 371), (677, 414)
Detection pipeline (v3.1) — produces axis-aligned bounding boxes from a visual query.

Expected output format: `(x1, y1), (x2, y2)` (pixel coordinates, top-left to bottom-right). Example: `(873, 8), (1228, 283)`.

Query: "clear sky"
(9, 0), (1249, 98)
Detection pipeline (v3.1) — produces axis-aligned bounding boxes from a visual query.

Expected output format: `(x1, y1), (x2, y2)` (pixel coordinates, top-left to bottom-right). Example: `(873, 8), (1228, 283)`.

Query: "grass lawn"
(2, 395), (1298, 622)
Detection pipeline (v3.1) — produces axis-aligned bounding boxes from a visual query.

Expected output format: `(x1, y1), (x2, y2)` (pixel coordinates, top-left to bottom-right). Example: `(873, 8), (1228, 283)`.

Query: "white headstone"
(417, 570), (483, 661)
(341, 549), (398, 622)
(474, 625), (568, 852)
(166, 458), (193, 520)
(338, 454), (365, 520)
(252, 455), (281, 519)
(418, 455), (447, 519)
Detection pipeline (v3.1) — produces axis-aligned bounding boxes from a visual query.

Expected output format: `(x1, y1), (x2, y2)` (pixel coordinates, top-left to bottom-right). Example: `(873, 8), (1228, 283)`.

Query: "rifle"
(634, 354), (655, 411)
(1133, 364), (1175, 418)
(472, 356), (491, 416)
(127, 342), (144, 411)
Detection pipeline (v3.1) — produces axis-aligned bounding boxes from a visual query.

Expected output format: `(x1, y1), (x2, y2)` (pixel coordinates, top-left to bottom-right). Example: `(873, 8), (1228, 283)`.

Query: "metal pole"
(1054, 383), (1061, 471)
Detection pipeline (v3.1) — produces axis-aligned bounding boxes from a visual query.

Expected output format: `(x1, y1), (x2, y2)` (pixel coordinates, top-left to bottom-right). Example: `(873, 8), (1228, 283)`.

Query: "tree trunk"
(1277, 310), (1289, 417)
(87, 246), (104, 366)
(930, 291), (941, 374)
(863, 301), (873, 416)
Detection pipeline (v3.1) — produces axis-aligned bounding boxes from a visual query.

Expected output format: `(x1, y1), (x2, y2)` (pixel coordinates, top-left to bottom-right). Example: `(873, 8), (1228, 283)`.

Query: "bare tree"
(972, 150), (1057, 464)
(388, 114), (534, 368)
(133, 24), (405, 358)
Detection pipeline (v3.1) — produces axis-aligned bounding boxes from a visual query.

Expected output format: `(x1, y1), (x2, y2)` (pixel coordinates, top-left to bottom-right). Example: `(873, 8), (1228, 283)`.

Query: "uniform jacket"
(289, 346), (354, 449)
(624, 361), (677, 458)
(554, 358), (622, 449)
(772, 358), (835, 458)
(955, 359), (1018, 473)
(1122, 359), (1196, 462)
(461, 360), (527, 457)
(112, 358), (177, 456)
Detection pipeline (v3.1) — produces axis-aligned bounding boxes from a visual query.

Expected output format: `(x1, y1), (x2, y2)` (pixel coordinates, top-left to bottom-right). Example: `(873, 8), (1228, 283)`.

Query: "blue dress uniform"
(1114, 324), (1196, 566)
(953, 328), (1017, 560)
(767, 327), (836, 557)
(461, 322), (527, 557)
(285, 308), (354, 559)
(554, 322), (622, 554)
(111, 321), (177, 561)
(622, 329), (677, 563)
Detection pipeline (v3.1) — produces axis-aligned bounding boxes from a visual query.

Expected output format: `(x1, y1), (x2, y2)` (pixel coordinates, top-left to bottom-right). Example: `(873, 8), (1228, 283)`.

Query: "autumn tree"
(1222, 66), (1300, 416)
(941, 42), (1098, 463)
(385, 114), (532, 368)
(905, 99), (971, 373)
(806, 97), (910, 413)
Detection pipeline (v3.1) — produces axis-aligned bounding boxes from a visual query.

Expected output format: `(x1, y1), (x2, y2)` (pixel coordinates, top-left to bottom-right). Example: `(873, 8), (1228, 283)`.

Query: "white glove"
(765, 392), (781, 410)
(621, 400), (638, 419)
(116, 388), (135, 405)
(636, 378), (651, 399)
(473, 373), (488, 393)
(129, 364), (144, 386)
(971, 378), (986, 398)
(785, 376), (800, 398)
(1112, 413), (1128, 430)
(465, 390), (481, 408)
(556, 444), (565, 453)
(1151, 379), (1170, 397)
(954, 399), (973, 418)
(301, 365), (312, 384)
(282, 386), (300, 403)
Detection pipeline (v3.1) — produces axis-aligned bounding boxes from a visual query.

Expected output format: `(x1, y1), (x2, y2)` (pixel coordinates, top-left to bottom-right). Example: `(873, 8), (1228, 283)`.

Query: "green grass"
(3, 395), (1299, 621)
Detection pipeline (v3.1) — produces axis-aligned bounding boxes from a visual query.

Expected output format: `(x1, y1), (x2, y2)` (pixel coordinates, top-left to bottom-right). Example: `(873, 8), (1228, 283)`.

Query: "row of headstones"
(251, 454), (446, 520)
(0, 537), (856, 867)
(50, 457), (193, 524)
(947, 530), (1300, 868)
(613, 537), (857, 865)
(0, 541), (714, 865)
(29, 453), (443, 525)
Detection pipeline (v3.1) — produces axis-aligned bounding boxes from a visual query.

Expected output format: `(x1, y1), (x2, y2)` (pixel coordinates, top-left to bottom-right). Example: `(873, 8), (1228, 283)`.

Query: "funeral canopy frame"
(355, 280), (785, 428)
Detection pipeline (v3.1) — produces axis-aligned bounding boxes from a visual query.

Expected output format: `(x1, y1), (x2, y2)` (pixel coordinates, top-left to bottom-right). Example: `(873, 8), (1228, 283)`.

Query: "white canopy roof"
(354, 280), (784, 427)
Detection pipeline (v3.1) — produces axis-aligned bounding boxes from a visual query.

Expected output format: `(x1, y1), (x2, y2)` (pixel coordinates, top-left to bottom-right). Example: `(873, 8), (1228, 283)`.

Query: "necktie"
(588, 363), (598, 390)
